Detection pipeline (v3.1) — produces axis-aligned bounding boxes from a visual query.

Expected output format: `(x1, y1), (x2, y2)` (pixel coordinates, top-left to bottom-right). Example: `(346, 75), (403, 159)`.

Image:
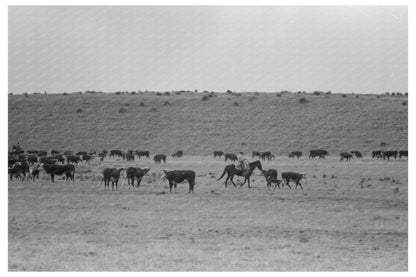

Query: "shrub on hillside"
(299, 97), (309, 104)
(392, 92), (396, 96)
(139, 102), (146, 106)
(402, 101), (407, 106)
(119, 107), (127, 113)
(9, 93), (13, 96)
(201, 95), (210, 101)
(163, 101), (171, 106)
(405, 92), (408, 96)
(76, 108), (83, 113)
(342, 94), (347, 98)
(226, 90), (233, 94)
(24, 93), (28, 97)
(115, 91), (122, 95)
(313, 91), (322, 96)
(233, 101), (239, 106)
(377, 95), (380, 98)
(63, 92), (68, 96)
(326, 91), (332, 95)
(380, 142), (387, 147)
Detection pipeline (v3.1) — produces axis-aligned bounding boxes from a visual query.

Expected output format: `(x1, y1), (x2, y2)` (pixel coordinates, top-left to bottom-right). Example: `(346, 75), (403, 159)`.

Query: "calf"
(224, 153), (237, 162)
(126, 167), (150, 187)
(281, 172), (306, 190)
(102, 168), (124, 190)
(66, 155), (81, 164)
(162, 170), (196, 193)
(262, 169), (282, 189)
(136, 150), (150, 159)
(372, 150), (382, 159)
(340, 152), (353, 161)
(289, 151), (302, 159)
(309, 150), (328, 159)
(153, 154), (167, 164)
(213, 151), (224, 158)
(350, 151), (362, 158)
(171, 150), (183, 158)
(399, 150), (408, 158)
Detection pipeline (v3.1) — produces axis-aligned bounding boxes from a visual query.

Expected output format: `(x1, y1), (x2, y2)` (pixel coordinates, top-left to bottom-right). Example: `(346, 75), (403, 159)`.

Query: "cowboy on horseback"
(237, 152), (249, 177)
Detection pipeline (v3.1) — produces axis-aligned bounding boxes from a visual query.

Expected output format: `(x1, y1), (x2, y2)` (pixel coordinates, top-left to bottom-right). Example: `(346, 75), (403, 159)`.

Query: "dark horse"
(217, 160), (263, 188)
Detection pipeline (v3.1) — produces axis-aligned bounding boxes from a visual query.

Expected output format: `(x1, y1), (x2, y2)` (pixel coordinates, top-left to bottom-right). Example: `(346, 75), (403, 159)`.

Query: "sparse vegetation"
(163, 101), (171, 106)
(342, 94), (347, 98)
(76, 108), (83, 113)
(402, 101), (407, 106)
(233, 101), (239, 106)
(119, 107), (127, 113)
(299, 97), (308, 104)
(201, 95), (210, 101)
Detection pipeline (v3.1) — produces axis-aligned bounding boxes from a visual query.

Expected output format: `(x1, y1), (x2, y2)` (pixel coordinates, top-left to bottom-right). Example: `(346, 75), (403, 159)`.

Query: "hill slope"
(8, 92), (408, 156)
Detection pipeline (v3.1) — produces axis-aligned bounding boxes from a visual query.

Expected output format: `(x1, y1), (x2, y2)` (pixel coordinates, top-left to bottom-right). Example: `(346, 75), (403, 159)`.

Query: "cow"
(66, 155), (81, 164)
(136, 151), (150, 159)
(63, 150), (73, 156)
(82, 154), (93, 164)
(27, 155), (38, 165)
(171, 150), (184, 158)
(289, 151), (302, 159)
(126, 167), (150, 187)
(153, 154), (167, 164)
(281, 172), (306, 190)
(252, 151), (261, 158)
(399, 150), (408, 158)
(340, 152), (353, 162)
(125, 152), (135, 161)
(42, 164), (75, 182)
(37, 151), (48, 157)
(98, 151), (107, 161)
(29, 166), (40, 181)
(372, 150), (382, 159)
(162, 170), (196, 193)
(262, 169), (283, 189)
(383, 151), (398, 160)
(8, 166), (24, 180)
(102, 168), (124, 190)
(224, 153), (238, 162)
(309, 150), (329, 159)
(39, 156), (57, 165)
(76, 151), (88, 156)
(213, 151), (224, 158)
(110, 150), (123, 158)
(260, 152), (273, 161)
(218, 160), (263, 188)
(51, 149), (60, 156)
(55, 155), (66, 164)
(350, 151), (362, 158)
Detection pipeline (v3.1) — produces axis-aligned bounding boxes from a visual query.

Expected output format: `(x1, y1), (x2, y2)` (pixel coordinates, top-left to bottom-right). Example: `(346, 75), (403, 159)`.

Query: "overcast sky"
(9, 6), (407, 94)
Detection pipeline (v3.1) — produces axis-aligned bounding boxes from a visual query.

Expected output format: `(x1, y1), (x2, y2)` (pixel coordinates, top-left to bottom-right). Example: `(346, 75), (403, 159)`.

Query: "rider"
(237, 152), (249, 177)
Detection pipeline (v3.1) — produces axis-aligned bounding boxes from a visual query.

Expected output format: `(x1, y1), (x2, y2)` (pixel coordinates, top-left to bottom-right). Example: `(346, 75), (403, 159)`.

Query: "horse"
(217, 160), (263, 188)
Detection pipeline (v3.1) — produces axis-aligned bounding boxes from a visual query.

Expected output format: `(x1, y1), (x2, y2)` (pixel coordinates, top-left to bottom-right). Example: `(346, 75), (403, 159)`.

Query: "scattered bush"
(76, 108), (83, 113)
(130, 91), (136, 95)
(149, 107), (157, 112)
(139, 102), (146, 106)
(115, 92), (122, 95)
(392, 92), (396, 96)
(405, 92), (408, 96)
(119, 107), (127, 113)
(342, 94), (347, 98)
(209, 92), (216, 98)
(9, 93), (13, 96)
(396, 92), (402, 96)
(326, 91), (332, 95)
(380, 142), (387, 147)
(233, 101), (239, 106)
(313, 91), (322, 96)
(248, 96), (256, 101)
(63, 92), (68, 96)
(254, 92), (260, 96)
(299, 97), (309, 104)
(201, 95), (210, 101)
(402, 101), (407, 106)
(163, 101), (171, 106)
(156, 92), (162, 96)
(232, 92), (242, 96)
(164, 92), (170, 96)
(226, 90), (233, 94)
(355, 95), (359, 98)
(385, 92), (390, 96)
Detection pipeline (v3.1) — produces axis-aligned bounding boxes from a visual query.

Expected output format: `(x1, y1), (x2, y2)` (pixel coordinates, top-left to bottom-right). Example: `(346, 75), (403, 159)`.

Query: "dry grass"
(8, 156), (407, 271)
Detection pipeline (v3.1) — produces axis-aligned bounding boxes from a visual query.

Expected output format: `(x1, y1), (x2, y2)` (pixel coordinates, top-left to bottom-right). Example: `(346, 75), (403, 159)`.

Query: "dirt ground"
(8, 156), (408, 271)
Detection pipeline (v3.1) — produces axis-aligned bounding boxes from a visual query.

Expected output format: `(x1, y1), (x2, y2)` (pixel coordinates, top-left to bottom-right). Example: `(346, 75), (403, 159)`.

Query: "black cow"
(162, 170), (196, 193)
(110, 150), (123, 158)
(309, 150), (329, 159)
(102, 168), (124, 190)
(51, 149), (60, 156)
(154, 154), (167, 163)
(82, 154), (93, 164)
(350, 151), (362, 158)
(66, 155), (81, 164)
(126, 152), (135, 161)
(76, 151), (88, 156)
(399, 150), (408, 158)
(383, 151), (398, 160)
(281, 172), (306, 190)
(126, 167), (150, 187)
(98, 151), (107, 161)
(42, 164), (75, 182)
(224, 153), (238, 162)
(260, 152), (273, 161)
(289, 151), (302, 159)
(172, 150), (184, 158)
(213, 151), (224, 158)
(63, 150), (73, 156)
(8, 162), (29, 180)
(372, 150), (382, 159)
(340, 152), (353, 162)
(54, 155), (65, 164)
(29, 167), (40, 181)
(262, 169), (282, 189)
(252, 151), (261, 158)
(136, 151), (150, 159)
(39, 156), (57, 165)
(37, 151), (48, 157)
(27, 155), (38, 165)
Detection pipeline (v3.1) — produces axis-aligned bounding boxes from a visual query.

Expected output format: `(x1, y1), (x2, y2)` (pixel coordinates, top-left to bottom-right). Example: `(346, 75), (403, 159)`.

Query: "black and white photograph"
(6, 4), (409, 272)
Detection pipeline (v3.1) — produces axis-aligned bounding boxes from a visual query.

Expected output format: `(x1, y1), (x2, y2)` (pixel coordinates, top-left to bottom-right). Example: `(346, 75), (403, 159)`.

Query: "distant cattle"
(281, 172), (306, 190)
(372, 150), (382, 159)
(350, 151), (362, 158)
(172, 150), (183, 158)
(27, 150), (39, 155)
(162, 170), (196, 193)
(399, 150), (408, 158)
(98, 151), (107, 161)
(126, 167), (150, 187)
(37, 151), (48, 157)
(289, 151), (302, 159)
(102, 168), (124, 190)
(340, 152), (353, 161)
(55, 155), (66, 164)
(110, 150), (123, 158)
(29, 167), (40, 181)
(66, 155), (81, 164)
(383, 151), (398, 160)
(252, 151), (261, 158)
(213, 151), (224, 158)
(42, 164), (75, 182)
(8, 162), (29, 180)
(260, 152), (273, 161)
(63, 150), (73, 156)
(262, 169), (282, 189)
(153, 154), (167, 164)
(125, 152), (135, 161)
(76, 151), (88, 156)
(51, 149), (60, 156)
(224, 153), (238, 162)
(27, 155), (38, 165)
(39, 156), (57, 165)
(136, 150), (150, 159)
(309, 150), (328, 159)
(82, 154), (93, 164)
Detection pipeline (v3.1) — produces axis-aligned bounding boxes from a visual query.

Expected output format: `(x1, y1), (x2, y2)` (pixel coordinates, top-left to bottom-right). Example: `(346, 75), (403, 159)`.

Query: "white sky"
(8, 6), (408, 93)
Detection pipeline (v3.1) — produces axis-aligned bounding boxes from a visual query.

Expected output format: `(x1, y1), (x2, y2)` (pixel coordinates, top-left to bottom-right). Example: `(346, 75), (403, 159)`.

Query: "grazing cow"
(102, 168), (124, 190)
(27, 155), (38, 165)
(224, 153), (238, 162)
(171, 150), (184, 158)
(63, 150), (73, 156)
(281, 172), (306, 190)
(39, 156), (57, 165)
(372, 150), (382, 159)
(55, 155), (66, 164)
(29, 167), (40, 181)
(252, 151), (261, 158)
(37, 151), (48, 157)
(260, 151), (273, 161)
(126, 167), (150, 187)
(218, 160), (263, 188)
(51, 149), (60, 156)
(82, 154), (93, 164)
(383, 151), (398, 160)
(27, 150), (39, 155)
(126, 152), (135, 161)
(289, 151), (302, 159)
(76, 151), (88, 156)
(153, 154), (167, 164)
(8, 166), (24, 180)
(262, 169), (282, 189)
(110, 150), (123, 158)
(399, 150), (408, 158)
(66, 155), (81, 164)
(350, 151), (362, 158)
(98, 151), (107, 161)
(162, 170), (196, 193)
(42, 164), (75, 182)
(213, 151), (224, 158)
(309, 150), (329, 159)
(136, 151), (150, 159)
(340, 152), (353, 161)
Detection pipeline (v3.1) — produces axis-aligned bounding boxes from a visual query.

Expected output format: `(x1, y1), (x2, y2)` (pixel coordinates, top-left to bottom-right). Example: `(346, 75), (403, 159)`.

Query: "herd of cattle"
(8, 145), (408, 193)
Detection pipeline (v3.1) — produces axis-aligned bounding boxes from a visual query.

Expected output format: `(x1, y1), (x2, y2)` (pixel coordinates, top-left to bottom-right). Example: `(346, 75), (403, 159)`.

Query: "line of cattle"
(8, 145), (408, 193)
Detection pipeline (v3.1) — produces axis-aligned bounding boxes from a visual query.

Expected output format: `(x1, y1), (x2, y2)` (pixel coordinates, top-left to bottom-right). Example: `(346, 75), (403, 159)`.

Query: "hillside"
(8, 92), (408, 156)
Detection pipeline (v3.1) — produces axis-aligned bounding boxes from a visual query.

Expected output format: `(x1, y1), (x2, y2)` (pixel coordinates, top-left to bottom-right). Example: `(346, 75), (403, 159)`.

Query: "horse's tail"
(217, 167), (227, 181)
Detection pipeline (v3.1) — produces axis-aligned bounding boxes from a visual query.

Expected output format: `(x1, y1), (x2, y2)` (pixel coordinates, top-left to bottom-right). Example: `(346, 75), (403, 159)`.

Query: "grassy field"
(8, 92), (407, 155)
(8, 156), (407, 271)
